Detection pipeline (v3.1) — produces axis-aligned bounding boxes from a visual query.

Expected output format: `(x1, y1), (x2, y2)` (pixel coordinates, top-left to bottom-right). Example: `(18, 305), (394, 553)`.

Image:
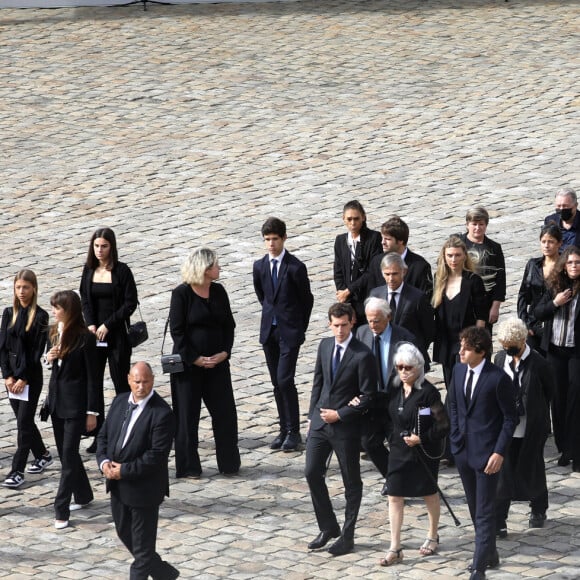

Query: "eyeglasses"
(396, 364), (415, 372)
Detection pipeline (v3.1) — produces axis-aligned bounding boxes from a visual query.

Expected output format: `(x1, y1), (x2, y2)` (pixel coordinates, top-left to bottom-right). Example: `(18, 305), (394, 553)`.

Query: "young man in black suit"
(448, 327), (517, 580)
(369, 252), (435, 370)
(305, 303), (376, 556)
(97, 362), (178, 580)
(253, 217), (314, 451)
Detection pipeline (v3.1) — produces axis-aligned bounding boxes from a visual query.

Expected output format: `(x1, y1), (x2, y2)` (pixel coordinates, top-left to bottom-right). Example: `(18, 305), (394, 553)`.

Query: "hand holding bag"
(127, 301), (148, 348)
(161, 316), (184, 374)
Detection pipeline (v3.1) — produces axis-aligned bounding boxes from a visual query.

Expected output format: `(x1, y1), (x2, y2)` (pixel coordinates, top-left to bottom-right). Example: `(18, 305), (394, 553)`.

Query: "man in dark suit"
(97, 362), (178, 580)
(305, 303), (376, 556)
(354, 296), (417, 495)
(544, 187), (580, 250)
(367, 215), (433, 300)
(369, 252), (435, 370)
(448, 327), (517, 579)
(253, 217), (314, 451)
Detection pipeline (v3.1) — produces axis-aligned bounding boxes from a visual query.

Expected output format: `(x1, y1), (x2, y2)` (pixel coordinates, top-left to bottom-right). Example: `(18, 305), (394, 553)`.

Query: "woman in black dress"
(432, 236), (488, 387)
(170, 247), (240, 478)
(517, 224), (562, 354)
(379, 343), (449, 567)
(0, 270), (51, 488)
(46, 291), (100, 529)
(333, 200), (382, 327)
(79, 227), (138, 451)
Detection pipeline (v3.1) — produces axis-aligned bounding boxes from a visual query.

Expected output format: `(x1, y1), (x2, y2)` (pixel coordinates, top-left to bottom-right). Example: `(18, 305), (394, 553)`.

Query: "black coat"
(494, 349), (553, 500)
(517, 257), (548, 338)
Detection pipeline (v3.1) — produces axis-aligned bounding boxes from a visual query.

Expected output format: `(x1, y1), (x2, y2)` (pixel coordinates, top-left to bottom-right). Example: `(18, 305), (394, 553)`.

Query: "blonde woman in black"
(0, 270), (51, 488)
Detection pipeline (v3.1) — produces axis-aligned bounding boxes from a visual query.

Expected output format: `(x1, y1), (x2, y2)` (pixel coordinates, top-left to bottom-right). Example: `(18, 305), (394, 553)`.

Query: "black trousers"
(171, 361), (240, 477)
(9, 373), (48, 472)
(361, 406), (390, 478)
(51, 415), (93, 520)
(94, 333), (132, 395)
(111, 494), (178, 580)
(262, 326), (301, 434)
(305, 426), (362, 540)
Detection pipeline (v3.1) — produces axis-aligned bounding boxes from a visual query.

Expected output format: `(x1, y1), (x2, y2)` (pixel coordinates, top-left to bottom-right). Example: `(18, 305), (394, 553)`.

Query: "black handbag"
(39, 399), (50, 422)
(161, 316), (183, 374)
(127, 302), (148, 348)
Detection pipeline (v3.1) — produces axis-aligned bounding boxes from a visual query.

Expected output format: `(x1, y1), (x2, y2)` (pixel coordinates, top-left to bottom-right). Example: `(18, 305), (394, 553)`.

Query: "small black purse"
(161, 316), (184, 374)
(127, 302), (148, 348)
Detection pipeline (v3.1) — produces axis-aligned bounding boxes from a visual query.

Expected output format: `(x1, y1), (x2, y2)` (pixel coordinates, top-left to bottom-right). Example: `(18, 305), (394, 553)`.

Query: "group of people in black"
(1, 187), (578, 578)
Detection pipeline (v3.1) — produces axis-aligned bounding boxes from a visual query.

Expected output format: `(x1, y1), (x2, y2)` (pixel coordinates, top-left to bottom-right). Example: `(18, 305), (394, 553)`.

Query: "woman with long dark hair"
(79, 227), (138, 451)
(1, 270), (51, 488)
(534, 246), (580, 471)
(46, 290), (100, 529)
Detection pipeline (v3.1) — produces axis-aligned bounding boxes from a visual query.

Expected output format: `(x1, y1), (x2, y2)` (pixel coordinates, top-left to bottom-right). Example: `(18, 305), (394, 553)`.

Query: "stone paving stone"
(0, 0), (579, 578)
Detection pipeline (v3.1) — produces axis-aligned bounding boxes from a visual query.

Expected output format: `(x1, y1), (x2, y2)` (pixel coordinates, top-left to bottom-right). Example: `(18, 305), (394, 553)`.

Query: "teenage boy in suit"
(253, 217), (314, 451)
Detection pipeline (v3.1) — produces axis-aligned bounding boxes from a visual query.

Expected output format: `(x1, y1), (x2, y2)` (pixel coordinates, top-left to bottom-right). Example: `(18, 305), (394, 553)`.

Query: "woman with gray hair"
(169, 247), (240, 478)
(493, 317), (553, 535)
(379, 343), (449, 567)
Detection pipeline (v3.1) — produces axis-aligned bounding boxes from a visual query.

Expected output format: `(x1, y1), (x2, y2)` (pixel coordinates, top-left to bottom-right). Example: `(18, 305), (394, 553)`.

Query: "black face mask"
(557, 207), (574, 221)
(505, 346), (520, 357)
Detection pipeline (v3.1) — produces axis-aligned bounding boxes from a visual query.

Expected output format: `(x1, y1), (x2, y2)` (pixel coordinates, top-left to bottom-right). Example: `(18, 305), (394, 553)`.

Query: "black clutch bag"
(127, 302), (148, 348)
(160, 316), (184, 374)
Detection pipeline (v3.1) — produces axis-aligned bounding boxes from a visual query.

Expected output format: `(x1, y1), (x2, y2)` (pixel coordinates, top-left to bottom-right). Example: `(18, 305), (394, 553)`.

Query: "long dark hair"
(86, 227), (119, 270)
(11, 269), (39, 332)
(49, 291), (88, 358)
(546, 246), (580, 296)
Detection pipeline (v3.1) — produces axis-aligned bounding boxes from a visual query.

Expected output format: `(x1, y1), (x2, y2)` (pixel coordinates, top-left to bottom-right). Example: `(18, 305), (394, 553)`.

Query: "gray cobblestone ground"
(0, 0), (578, 577)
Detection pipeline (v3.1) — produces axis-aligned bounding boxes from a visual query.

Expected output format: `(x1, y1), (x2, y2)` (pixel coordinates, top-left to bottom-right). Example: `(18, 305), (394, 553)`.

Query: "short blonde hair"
(495, 317), (528, 344)
(181, 247), (217, 285)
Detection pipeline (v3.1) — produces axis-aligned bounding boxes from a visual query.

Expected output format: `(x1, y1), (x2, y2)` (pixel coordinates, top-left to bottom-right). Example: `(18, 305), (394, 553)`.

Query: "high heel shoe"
(379, 548), (403, 566)
(419, 535), (439, 556)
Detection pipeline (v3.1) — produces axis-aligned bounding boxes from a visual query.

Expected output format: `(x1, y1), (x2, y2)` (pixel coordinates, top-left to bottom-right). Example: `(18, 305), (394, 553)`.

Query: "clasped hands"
(194, 351), (227, 369)
(5, 377), (26, 394)
(102, 461), (123, 480)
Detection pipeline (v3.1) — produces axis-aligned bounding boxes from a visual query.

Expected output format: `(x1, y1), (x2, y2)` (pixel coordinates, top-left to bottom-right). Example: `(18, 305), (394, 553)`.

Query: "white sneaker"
(70, 502), (90, 511)
(54, 519), (69, 530)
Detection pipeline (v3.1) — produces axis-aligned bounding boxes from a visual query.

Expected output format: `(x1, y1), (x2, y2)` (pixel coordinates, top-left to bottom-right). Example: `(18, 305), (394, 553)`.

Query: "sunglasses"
(396, 364), (415, 372)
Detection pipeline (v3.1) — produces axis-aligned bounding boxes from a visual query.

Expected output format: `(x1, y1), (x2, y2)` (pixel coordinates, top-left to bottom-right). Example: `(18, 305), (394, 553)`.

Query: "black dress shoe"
(529, 512), (546, 528)
(380, 480), (389, 496)
(496, 527), (508, 539)
(282, 431), (302, 451)
(327, 536), (354, 556)
(307, 529), (341, 550)
(468, 551), (498, 573)
(557, 453), (571, 466)
(469, 571), (485, 580)
(270, 432), (286, 450)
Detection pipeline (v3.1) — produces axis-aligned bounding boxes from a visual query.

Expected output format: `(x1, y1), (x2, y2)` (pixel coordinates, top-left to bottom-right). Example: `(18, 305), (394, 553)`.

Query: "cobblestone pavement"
(0, 0), (579, 578)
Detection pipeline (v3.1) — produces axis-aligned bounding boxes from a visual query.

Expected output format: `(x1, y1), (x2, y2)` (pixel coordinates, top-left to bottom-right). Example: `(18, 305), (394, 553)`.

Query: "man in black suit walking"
(97, 362), (178, 580)
(369, 252), (435, 369)
(305, 303), (376, 556)
(448, 327), (517, 579)
(253, 217), (314, 451)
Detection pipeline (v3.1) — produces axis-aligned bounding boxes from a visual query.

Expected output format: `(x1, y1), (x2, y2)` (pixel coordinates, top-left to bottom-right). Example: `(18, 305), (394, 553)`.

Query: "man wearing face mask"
(544, 187), (580, 251)
(493, 318), (553, 539)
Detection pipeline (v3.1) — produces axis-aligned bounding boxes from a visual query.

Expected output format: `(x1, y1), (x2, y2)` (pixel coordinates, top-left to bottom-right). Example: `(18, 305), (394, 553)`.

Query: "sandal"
(379, 548), (404, 566)
(419, 535), (439, 556)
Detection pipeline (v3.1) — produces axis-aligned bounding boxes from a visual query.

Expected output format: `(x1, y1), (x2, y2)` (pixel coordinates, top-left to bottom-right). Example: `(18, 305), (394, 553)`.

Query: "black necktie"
(115, 402), (138, 456)
(374, 334), (385, 391)
(271, 259), (278, 289)
(332, 345), (342, 381)
(465, 370), (474, 406)
(390, 291), (397, 318)
(509, 360), (520, 390)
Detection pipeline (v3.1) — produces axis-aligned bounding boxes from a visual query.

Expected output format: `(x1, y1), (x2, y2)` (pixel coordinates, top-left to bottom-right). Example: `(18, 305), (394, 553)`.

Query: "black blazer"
(96, 391), (175, 507)
(534, 289), (580, 356)
(367, 249), (433, 300)
(333, 225), (382, 299)
(433, 270), (488, 364)
(448, 360), (517, 471)
(308, 336), (376, 437)
(253, 251), (313, 348)
(48, 332), (101, 419)
(80, 261), (138, 334)
(356, 322), (418, 391)
(369, 282), (435, 366)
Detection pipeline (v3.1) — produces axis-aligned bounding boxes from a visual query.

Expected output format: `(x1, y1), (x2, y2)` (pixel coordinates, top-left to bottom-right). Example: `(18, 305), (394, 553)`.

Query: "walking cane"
(408, 440), (461, 527)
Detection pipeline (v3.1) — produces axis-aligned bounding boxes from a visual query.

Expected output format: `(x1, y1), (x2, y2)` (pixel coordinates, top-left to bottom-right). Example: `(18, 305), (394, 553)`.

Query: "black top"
(0, 306), (48, 382)
(91, 282), (115, 326)
(169, 283), (235, 367)
(517, 257), (548, 338)
(386, 380), (449, 497)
